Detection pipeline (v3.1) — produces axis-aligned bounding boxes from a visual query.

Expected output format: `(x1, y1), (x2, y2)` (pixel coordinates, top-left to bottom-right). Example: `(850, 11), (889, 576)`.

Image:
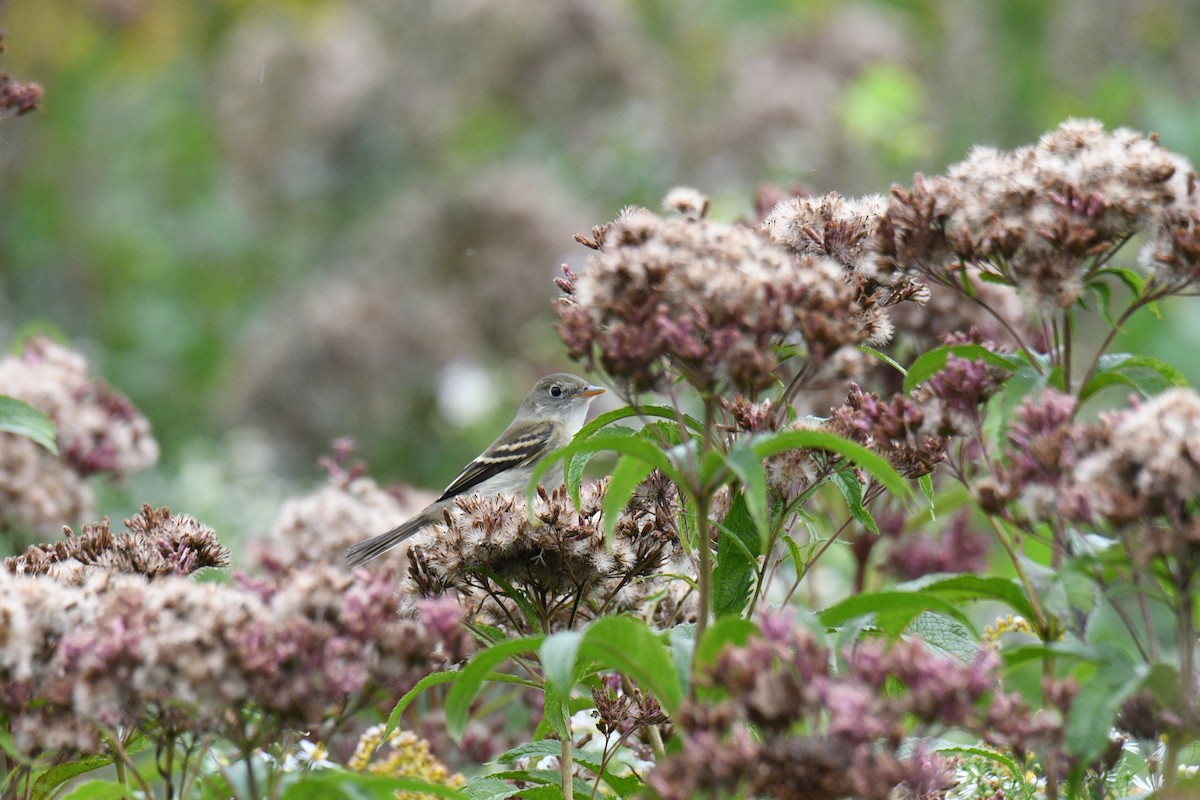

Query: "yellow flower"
(348, 724), (465, 800)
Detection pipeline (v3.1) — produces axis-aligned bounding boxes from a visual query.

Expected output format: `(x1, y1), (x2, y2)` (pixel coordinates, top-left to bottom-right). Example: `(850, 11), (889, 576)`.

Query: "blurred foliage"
(1, 0), (1198, 534)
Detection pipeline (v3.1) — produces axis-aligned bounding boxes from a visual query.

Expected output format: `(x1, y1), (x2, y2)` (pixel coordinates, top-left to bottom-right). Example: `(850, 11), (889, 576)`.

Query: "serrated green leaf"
(712, 493), (760, 617)
(1080, 353), (1188, 403)
(0, 396), (58, 454)
(463, 776), (524, 800)
(542, 680), (571, 740)
(819, 590), (977, 636)
(752, 429), (913, 502)
(1064, 654), (1143, 763)
(446, 636), (543, 743)
(723, 445), (769, 548)
(903, 344), (1020, 394)
(905, 612), (978, 662)
(495, 740), (563, 764)
(831, 468), (878, 535)
(933, 744), (1021, 778)
(33, 733), (149, 800)
(901, 574), (1037, 623)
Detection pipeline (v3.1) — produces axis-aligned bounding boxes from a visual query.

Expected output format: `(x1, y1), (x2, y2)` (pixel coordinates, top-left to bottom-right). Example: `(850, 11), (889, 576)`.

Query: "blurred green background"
(2, 0), (1199, 541)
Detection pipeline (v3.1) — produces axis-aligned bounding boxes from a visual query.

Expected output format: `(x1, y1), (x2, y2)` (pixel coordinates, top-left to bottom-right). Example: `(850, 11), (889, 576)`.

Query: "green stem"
(562, 731), (574, 800)
(984, 514), (1051, 638)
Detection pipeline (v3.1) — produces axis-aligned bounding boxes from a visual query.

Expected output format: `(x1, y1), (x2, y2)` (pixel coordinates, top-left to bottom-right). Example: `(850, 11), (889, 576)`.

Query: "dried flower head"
(1073, 388), (1200, 530)
(875, 119), (1196, 310)
(557, 194), (873, 393)
(5, 504), (228, 584)
(407, 480), (685, 632)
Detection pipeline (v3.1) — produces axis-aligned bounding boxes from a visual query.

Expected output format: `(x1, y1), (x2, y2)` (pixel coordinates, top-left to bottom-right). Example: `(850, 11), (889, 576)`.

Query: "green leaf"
(694, 616), (758, 668)
(901, 574), (1037, 623)
(933, 744), (1022, 779)
(858, 345), (907, 376)
(917, 474), (935, 522)
(1080, 353), (1188, 403)
(562, 405), (702, 505)
(902, 344), (1020, 394)
(58, 782), (136, 800)
(462, 776), (523, 800)
(905, 612), (978, 662)
(602, 455), (655, 544)
(33, 734), (149, 800)
(722, 444), (769, 548)
(974, 270), (1014, 286)
(577, 617), (684, 714)
(752, 429), (913, 502)
(565, 424), (634, 505)
(280, 770), (469, 800)
(495, 741), (562, 764)
(1096, 266), (1145, 298)
(446, 636), (543, 743)
(819, 590), (977, 637)
(573, 405), (704, 442)
(830, 467), (878, 535)
(0, 396), (58, 454)
(1064, 648), (1143, 763)
(1086, 279), (1118, 328)
(539, 631), (584, 705)
(542, 679), (571, 740)
(530, 434), (681, 512)
(712, 493), (761, 617)
(383, 669), (461, 741)
(669, 622), (696, 694)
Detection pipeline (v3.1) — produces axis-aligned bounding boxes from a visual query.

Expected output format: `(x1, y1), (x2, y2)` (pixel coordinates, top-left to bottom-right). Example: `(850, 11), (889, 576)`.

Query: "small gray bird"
(345, 373), (605, 567)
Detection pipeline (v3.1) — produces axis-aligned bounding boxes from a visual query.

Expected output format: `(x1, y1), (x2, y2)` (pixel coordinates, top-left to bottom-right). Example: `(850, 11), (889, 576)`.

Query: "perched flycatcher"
(345, 373), (605, 567)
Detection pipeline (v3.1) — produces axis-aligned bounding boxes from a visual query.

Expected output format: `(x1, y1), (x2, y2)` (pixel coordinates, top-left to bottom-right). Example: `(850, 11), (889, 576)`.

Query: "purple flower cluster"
(874, 119), (1196, 310)
(556, 193), (879, 393)
(0, 337), (159, 533)
(828, 384), (946, 478)
(0, 513), (473, 756)
(649, 619), (1014, 800)
(984, 388), (1200, 552)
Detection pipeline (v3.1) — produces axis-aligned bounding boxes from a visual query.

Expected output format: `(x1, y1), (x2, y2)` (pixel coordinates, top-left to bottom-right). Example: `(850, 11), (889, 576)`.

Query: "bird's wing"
(436, 420), (556, 502)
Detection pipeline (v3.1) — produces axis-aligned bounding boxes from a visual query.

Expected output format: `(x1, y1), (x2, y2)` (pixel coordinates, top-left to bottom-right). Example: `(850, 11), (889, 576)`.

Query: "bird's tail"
(345, 511), (438, 568)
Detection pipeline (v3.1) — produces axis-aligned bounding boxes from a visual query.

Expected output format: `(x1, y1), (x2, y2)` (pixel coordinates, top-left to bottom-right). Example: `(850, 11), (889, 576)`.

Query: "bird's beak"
(579, 386), (606, 398)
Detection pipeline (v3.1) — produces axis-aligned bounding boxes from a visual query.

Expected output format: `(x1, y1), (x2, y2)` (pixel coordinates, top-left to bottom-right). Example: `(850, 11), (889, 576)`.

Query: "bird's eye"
(549, 385), (563, 398)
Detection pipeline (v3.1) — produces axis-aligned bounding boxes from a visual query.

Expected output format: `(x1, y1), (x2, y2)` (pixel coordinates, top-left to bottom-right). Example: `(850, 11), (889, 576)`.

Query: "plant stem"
(983, 514), (1051, 638)
(562, 731), (574, 800)
(692, 398), (718, 658)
